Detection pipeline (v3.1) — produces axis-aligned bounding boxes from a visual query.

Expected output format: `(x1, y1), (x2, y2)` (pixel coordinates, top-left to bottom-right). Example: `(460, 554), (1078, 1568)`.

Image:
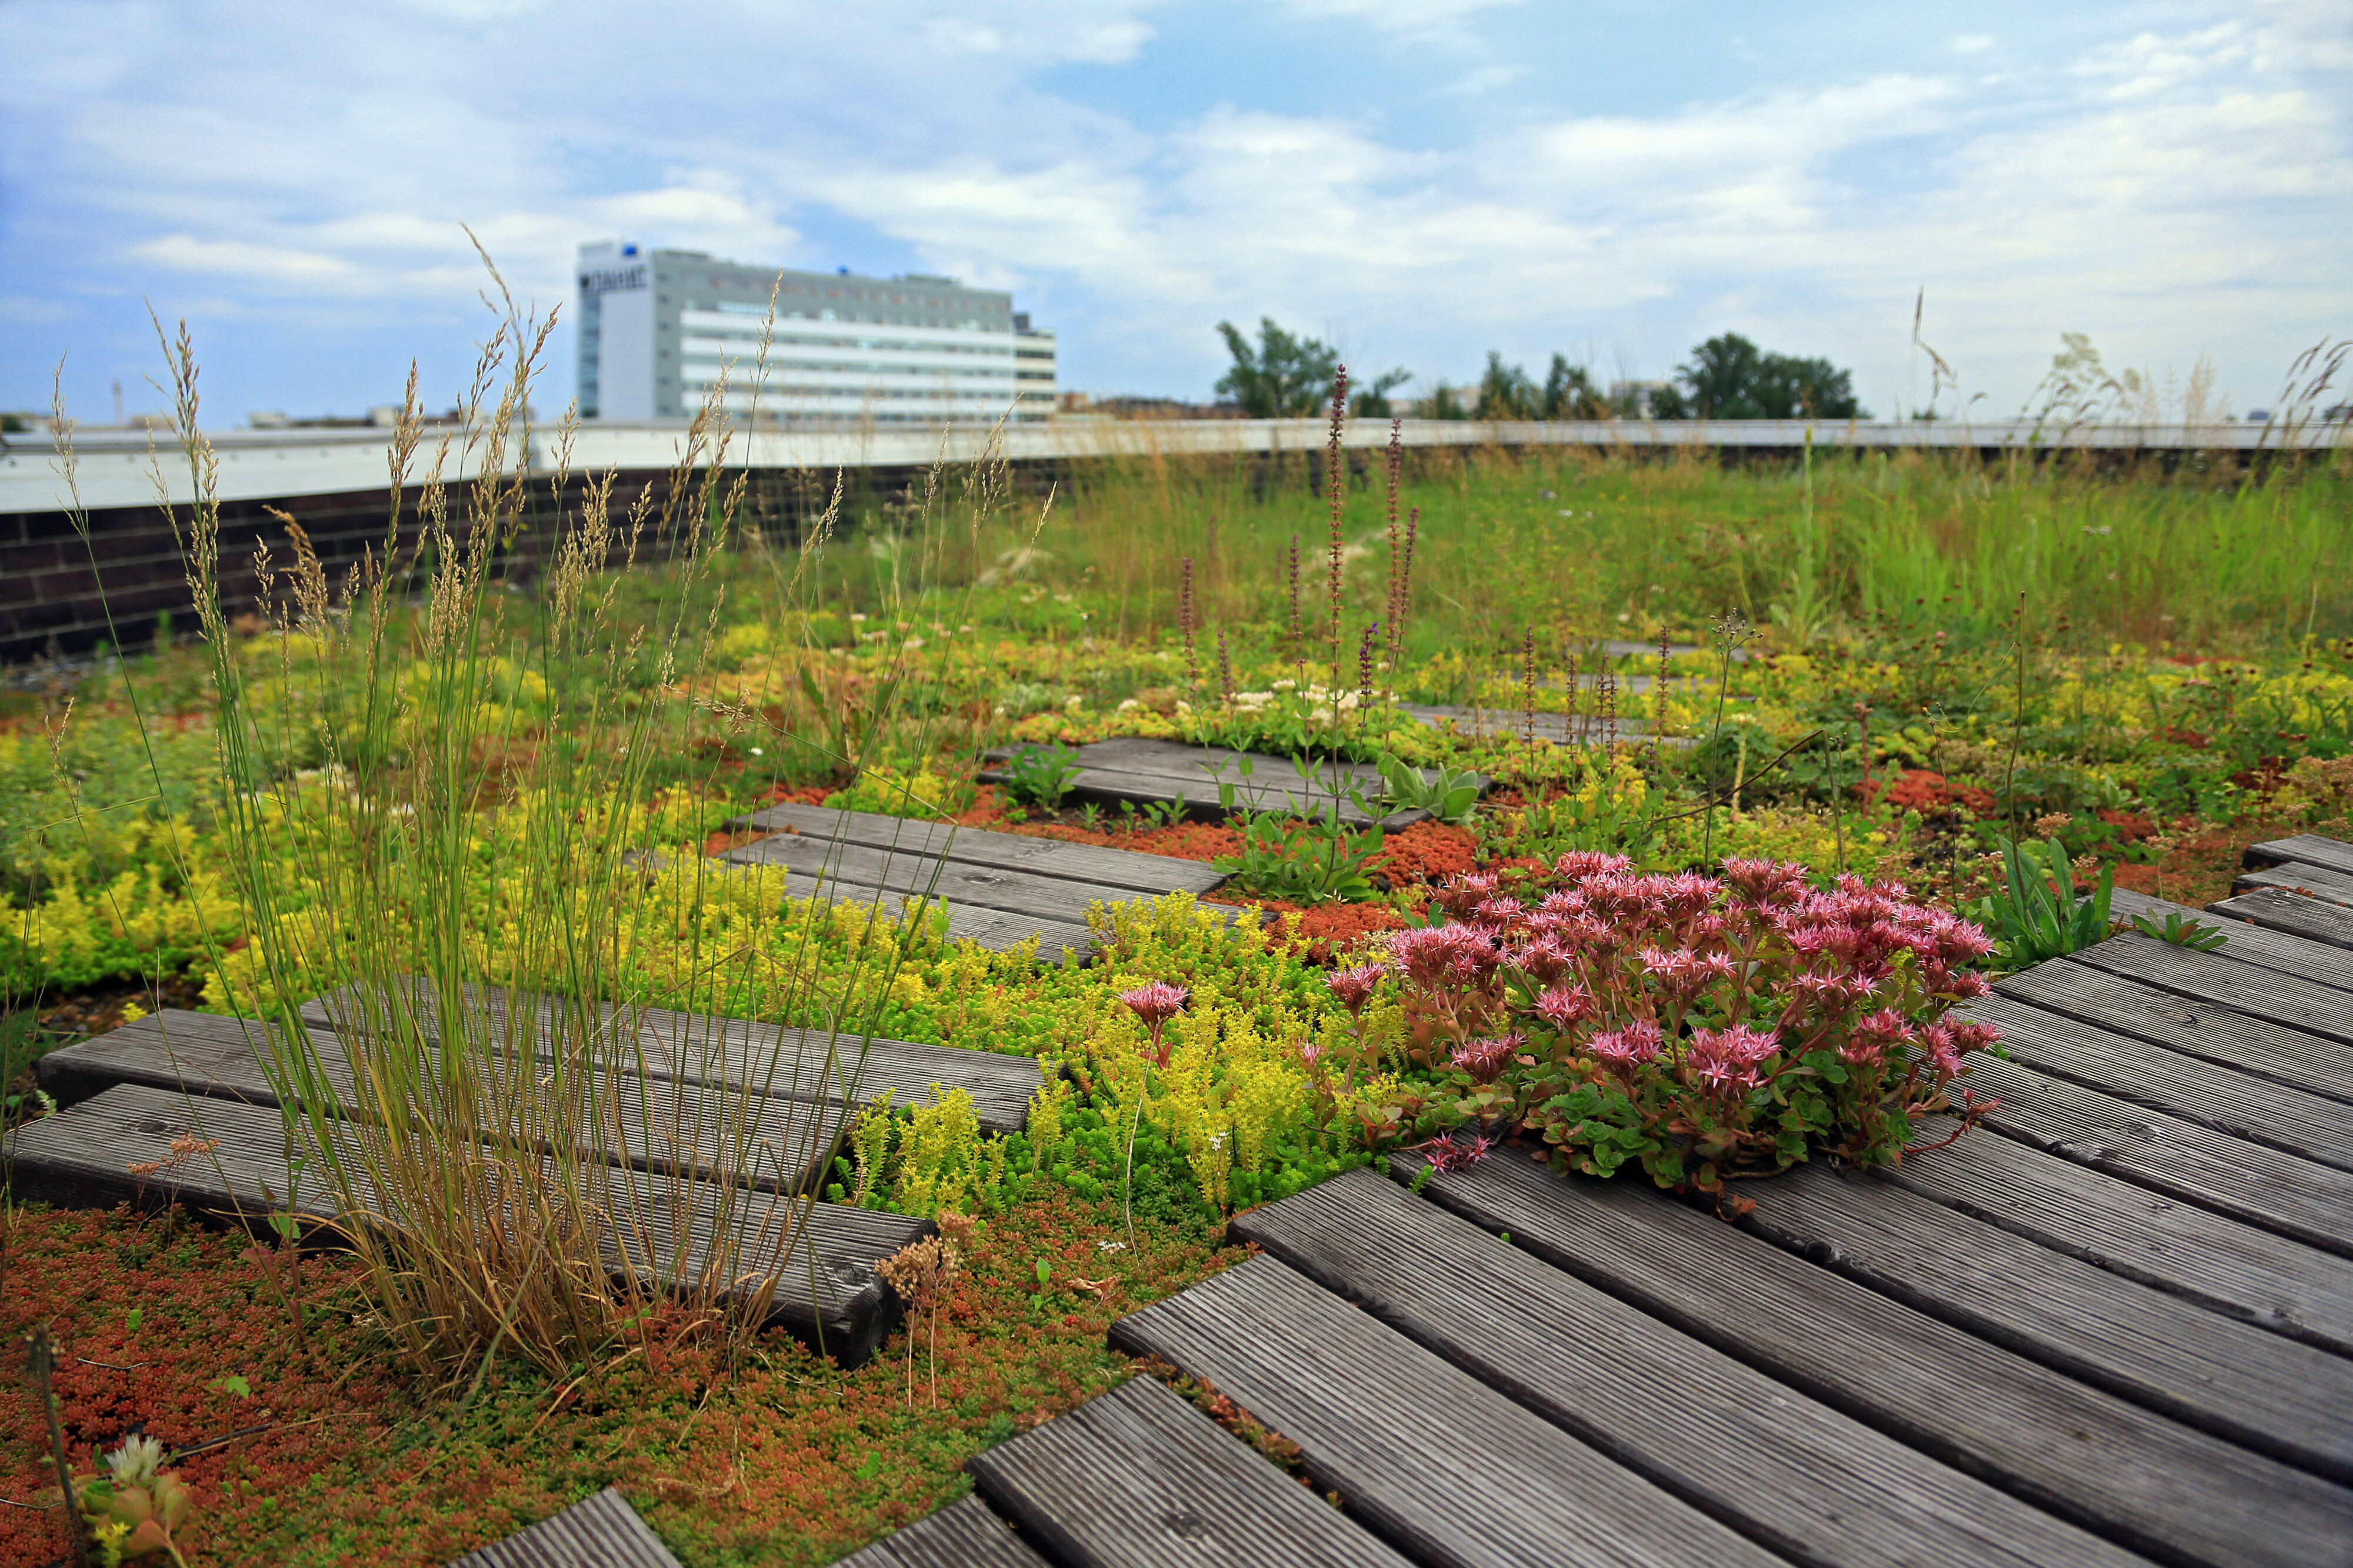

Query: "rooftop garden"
(3, 322), (2349, 1565)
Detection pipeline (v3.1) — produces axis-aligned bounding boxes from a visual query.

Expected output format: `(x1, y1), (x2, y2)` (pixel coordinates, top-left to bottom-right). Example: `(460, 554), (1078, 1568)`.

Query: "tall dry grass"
(45, 255), (1033, 1376)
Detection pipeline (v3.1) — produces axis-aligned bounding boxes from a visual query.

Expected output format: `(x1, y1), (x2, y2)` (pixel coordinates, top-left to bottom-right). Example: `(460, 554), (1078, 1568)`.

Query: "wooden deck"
(720, 800), (1235, 957)
(837, 830), (2353, 1568)
(12, 985), (1045, 1366)
(978, 737), (1452, 829)
(445, 1487), (684, 1567)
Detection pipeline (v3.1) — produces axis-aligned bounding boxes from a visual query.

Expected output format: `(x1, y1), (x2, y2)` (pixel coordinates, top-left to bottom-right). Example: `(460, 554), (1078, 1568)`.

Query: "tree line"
(1212, 317), (1866, 421)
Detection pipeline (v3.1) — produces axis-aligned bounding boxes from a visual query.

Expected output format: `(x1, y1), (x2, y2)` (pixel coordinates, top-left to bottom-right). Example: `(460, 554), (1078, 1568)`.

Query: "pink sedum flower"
(1535, 983), (1596, 1030)
(1119, 981), (1189, 1026)
(1452, 1032), (1524, 1084)
(1325, 963), (1386, 1014)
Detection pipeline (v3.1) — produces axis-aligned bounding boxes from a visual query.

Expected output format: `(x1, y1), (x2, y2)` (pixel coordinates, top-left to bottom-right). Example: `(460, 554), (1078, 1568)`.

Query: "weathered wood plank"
(1235, 1169), (2145, 1568)
(966, 1376), (1415, 1568)
(2236, 860), (2353, 910)
(39, 1010), (296, 1109)
(990, 739), (1425, 828)
(42, 1009), (844, 1193)
(722, 833), (1186, 928)
(2071, 928), (2353, 1035)
(296, 985), (1041, 1135)
(6, 1082), (926, 1365)
(2244, 833), (2353, 878)
(2211, 887), (2353, 953)
(1736, 1160), (2353, 1484)
(2105, 885), (2353, 997)
(723, 803), (1230, 896)
(446, 1487), (682, 1568)
(1049, 766), (1412, 828)
(1967, 991), (2353, 1166)
(831, 1494), (1049, 1568)
(1877, 1112), (2353, 1354)
(5, 1079), (341, 1237)
(1965, 1052), (2353, 1258)
(1392, 1143), (2353, 1568)
(1110, 1254), (1787, 1568)
(733, 865), (1101, 956)
(1995, 960), (2353, 1105)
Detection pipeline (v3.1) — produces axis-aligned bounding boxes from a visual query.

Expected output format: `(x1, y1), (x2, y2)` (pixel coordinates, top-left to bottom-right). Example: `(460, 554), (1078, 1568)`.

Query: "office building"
(575, 243), (1054, 426)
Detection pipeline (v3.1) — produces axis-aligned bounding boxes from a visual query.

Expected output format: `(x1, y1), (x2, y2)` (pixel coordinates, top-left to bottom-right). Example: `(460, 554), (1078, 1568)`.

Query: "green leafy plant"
(2130, 909), (2231, 951)
(1971, 837), (2115, 970)
(1497, 754), (1661, 863)
(1000, 743), (1083, 810)
(1375, 752), (1483, 826)
(1116, 795), (1188, 831)
(1214, 804), (1386, 905)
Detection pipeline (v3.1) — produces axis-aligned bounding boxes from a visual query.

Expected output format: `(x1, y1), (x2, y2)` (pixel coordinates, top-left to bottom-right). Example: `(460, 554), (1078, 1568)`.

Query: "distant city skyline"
(3, 1), (2347, 429)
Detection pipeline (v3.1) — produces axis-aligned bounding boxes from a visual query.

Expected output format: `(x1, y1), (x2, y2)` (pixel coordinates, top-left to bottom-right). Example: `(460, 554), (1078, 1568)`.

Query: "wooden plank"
(2211, 887), (2353, 953)
(296, 985), (1041, 1135)
(1002, 739), (1427, 828)
(1735, 1160), (2353, 1484)
(2244, 833), (2353, 878)
(2236, 860), (2353, 910)
(1878, 1112), (2353, 1354)
(831, 1495), (1049, 1568)
(5, 1078), (340, 1237)
(724, 803), (1229, 896)
(1110, 1254), (1788, 1568)
(1964, 994), (2353, 1170)
(966, 1376), (1415, 1568)
(1392, 1144), (2353, 1568)
(39, 1009), (292, 1109)
(724, 832), (1187, 928)
(1965, 1052), (2353, 1259)
(56, 1010), (842, 1195)
(2083, 910), (2353, 1015)
(1041, 765), (1412, 829)
(1997, 959), (2353, 1103)
(446, 1487), (682, 1568)
(1235, 1169), (2144, 1568)
(6, 1082), (928, 1366)
(737, 866), (1101, 957)
(2105, 886), (2353, 996)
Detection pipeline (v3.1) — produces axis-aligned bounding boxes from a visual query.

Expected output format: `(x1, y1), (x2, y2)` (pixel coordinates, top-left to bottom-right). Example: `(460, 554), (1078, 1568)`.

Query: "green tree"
(1424, 381), (1469, 419)
(1352, 367), (1412, 419)
(1474, 352), (1538, 419)
(1539, 354), (1611, 420)
(1672, 333), (1865, 419)
(1214, 318), (1342, 416)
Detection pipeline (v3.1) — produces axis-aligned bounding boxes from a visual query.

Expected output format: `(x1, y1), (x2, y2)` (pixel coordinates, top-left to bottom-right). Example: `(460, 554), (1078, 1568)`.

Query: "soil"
(0, 1192), (1236, 1567)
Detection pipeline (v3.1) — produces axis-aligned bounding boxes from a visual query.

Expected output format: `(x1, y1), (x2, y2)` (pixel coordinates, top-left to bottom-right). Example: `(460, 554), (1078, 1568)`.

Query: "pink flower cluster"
(1379, 852), (2002, 1175)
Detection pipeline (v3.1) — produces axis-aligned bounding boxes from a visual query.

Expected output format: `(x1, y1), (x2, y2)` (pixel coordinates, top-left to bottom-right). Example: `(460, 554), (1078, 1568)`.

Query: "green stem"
(1121, 1055), (1152, 1252)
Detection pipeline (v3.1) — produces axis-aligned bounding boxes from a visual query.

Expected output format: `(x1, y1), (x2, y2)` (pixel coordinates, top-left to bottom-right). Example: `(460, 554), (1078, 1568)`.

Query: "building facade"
(575, 243), (1054, 427)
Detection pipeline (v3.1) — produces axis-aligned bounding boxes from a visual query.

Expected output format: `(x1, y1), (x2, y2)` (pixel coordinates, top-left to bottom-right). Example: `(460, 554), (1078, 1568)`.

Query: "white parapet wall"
(0, 416), (2340, 516)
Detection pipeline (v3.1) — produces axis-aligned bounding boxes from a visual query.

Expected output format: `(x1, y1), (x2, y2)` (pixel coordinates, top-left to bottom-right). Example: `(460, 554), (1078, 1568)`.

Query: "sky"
(2, 0), (2348, 427)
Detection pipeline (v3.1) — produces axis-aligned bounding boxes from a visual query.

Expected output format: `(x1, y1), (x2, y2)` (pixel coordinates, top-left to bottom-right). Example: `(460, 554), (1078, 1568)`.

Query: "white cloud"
(133, 235), (368, 287)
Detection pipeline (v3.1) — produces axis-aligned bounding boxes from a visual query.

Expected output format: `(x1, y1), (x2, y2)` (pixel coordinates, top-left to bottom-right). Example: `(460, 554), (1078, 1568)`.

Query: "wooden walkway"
(721, 800), (1234, 956)
(977, 737), (1454, 829)
(14, 988), (1043, 1367)
(838, 830), (2353, 1568)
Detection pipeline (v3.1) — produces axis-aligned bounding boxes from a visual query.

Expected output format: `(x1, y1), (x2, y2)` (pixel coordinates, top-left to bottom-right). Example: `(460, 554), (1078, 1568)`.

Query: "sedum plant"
(1388, 854), (2001, 1193)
